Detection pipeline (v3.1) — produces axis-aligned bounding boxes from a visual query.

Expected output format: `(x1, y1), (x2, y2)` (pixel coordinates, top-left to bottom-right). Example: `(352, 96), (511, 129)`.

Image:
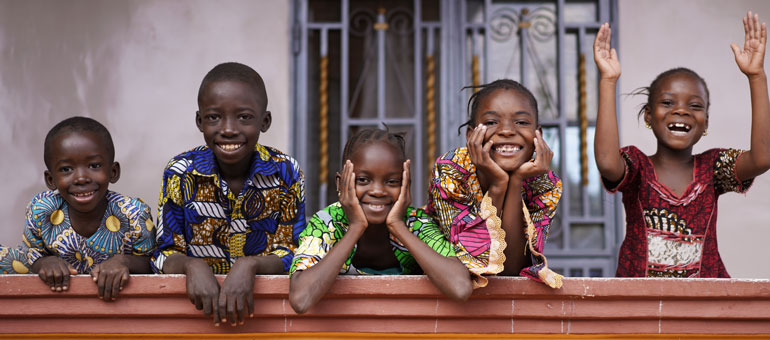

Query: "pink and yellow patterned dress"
(426, 147), (563, 288)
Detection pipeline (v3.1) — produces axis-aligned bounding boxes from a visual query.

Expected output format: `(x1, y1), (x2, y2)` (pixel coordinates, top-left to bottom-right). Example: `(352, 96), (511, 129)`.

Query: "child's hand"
(468, 124), (508, 190)
(338, 160), (368, 230)
(731, 11), (767, 78)
(593, 22), (620, 80)
(217, 257), (256, 327)
(33, 256), (78, 292)
(386, 160), (411, 229)
(184, 258), (222, 325)
(90, 255), (130, 301)
(512, 130), (553, 181)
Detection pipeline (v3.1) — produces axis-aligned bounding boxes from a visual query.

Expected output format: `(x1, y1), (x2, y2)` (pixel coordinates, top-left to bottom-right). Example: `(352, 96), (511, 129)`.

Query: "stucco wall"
(618, 0), (770, 278)
(0, 1), (290, 246)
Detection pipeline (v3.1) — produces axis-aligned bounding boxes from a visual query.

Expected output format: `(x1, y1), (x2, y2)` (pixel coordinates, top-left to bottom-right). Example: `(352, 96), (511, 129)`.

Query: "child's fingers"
(247, 292), (255, 318)
(402, 160), (412, 205)
(68, 265), (78, 275)
(108, 273), (122, 301)
(96, 270), (106, 299)
(731, 43), (742, 58)
(90, 265), (100, 281)
(235, 296), (246, 326)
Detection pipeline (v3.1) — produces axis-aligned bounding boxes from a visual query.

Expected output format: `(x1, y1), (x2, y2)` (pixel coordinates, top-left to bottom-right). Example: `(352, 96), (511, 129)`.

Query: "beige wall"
(618, 0), (770, 278)
(0, 1), (291, 245)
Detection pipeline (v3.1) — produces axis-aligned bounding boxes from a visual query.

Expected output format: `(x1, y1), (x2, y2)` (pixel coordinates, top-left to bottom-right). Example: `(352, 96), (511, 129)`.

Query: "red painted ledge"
(1, 275), (770, 336)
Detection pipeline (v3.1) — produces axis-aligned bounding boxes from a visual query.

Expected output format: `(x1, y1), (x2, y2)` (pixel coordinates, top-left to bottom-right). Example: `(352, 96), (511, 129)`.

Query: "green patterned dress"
(290, 202), (455, 275)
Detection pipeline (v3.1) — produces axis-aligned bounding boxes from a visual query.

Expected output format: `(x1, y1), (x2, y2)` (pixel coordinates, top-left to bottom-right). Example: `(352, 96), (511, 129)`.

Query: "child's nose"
(220, 117), (238, 135)
(73, 169), (90, 184)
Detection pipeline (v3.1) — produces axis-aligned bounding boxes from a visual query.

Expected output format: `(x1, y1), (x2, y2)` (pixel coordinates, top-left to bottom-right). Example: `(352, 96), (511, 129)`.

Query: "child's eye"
(483, 120), (497, 126)
(238, 113), (255, 120)
(690, 103), (704, 110)
(205, 114), (220, 121)
(355, 177), (370, 185)
(58, 166), (72, 173)
(89, 163), (102, 169)
(386, 179), (402, 186)
(515, 120), (532, 126)
(660, 100), (673, 106)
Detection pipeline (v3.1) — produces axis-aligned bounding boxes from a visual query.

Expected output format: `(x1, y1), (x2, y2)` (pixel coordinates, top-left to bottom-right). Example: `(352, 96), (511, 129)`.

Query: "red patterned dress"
(608, 146), (753, 277)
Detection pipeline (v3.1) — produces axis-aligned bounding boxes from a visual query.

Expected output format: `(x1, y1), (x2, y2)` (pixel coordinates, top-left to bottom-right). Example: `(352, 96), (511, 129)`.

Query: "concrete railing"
(2, 275), (770, 338)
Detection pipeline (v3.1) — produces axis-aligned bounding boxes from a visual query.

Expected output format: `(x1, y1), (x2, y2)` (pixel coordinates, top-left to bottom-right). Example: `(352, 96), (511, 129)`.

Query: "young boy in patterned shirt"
(152, 62), (306, 327)
(0, 117), (156, 301)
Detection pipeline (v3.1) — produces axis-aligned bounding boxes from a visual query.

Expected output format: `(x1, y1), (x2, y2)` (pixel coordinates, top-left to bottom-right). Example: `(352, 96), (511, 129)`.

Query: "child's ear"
(109, 162), (121, 184)
(643, 106), (652, 127)
(261, 111), (272, 133)
(465, 124), (474, 141)
(195, 111), (204, 132)
(335, 172), (341, 191)
(43, 170), (56, 190)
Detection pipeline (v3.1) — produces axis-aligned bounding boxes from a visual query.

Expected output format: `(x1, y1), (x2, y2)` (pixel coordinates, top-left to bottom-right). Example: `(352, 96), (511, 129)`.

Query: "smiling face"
(644, 73), (709, 151)
(197, 80), (271, 175)
(44, 131), (120, 215)
(346, 142), (404, 226)
(467, 88), (539, 172)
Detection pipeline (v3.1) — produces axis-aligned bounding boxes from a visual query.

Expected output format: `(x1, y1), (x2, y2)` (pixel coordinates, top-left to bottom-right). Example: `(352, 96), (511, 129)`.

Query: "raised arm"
(593, 22), (625, 183)
(386, 161), (473, 301)
(732, 11), (770, 180)
(289, 160), (368, 314)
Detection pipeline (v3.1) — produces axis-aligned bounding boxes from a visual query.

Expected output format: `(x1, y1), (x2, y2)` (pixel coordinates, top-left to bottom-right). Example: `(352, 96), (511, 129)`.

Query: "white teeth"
(667, 123), (691, 131)
(368, 204), (384, 209)
(73, 192), (94, 198)
(494, 145), (521, 153)
(219, 144), (243, 151)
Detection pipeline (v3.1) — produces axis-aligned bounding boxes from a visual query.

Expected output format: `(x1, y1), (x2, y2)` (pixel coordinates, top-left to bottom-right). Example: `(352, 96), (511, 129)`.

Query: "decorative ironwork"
(489, 6), (556, 43)
(426, 53), (436, 169)
(579, 53), (588, 186)
(319, 55), (329, 193)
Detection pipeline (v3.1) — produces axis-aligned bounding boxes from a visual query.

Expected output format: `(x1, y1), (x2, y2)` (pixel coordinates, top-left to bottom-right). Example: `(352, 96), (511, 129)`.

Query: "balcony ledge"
(2, 275), (770, 338)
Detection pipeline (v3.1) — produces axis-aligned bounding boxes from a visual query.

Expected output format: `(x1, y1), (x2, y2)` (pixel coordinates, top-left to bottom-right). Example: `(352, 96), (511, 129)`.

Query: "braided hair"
(458, 79), (539, 134)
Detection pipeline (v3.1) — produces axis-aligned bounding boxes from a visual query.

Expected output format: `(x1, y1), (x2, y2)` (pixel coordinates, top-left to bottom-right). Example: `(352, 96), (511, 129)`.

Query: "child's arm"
(386, 161), (473, 301)
(29, 256), (78, 292)
(162, 254), (222, 325)
(89, 254), (151, 301)
(732, 12), (770, 180)
(289, 160), (368, 314)
(503, 130), (554, 275)
(593, 22), (625, 184)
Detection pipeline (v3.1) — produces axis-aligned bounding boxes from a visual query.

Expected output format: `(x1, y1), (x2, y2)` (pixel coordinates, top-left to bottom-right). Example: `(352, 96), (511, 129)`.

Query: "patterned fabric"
(152, 144), (306, 274)
(425, 147), (562, 286)
(290, 202), (456, 275)
(0, 190), (155, 274)
(608, 146), (752, 278)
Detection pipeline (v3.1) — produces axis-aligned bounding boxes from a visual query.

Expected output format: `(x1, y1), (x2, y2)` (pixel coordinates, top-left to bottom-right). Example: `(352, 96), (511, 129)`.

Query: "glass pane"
(544, 213), (563, 250)
(585, 31), (599, 121)
(385, 7), (415, 118)
(564, 1), (597, 24)
(586, 127), (604, 216)
(570, 268), (584, 277)
(309, 0), (341, 22)
(348, 6), (379, 119)
(588, 268), (603, 277)
(565, 127), (583, 215)
(564, 31), (578, 122)
(422, 0), (440, 22)
(569, 223), (604, 249)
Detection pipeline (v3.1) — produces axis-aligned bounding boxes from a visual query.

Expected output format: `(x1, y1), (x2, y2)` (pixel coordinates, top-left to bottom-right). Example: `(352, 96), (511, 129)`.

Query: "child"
(426, 80), (563, 289)
(593, 12), (770, 277)
(289, 128), (472, 314)
(152, 62), (306, 326)
(0, 116), (155, 301)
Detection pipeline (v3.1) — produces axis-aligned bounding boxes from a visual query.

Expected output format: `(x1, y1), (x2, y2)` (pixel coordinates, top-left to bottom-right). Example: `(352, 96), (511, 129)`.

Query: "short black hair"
(341, 127), (407, 168)
(632, 67), (710, 119)
(197, 62), (268, 111)
(458, 79), (539, 134)
(44, 116), (115, 169)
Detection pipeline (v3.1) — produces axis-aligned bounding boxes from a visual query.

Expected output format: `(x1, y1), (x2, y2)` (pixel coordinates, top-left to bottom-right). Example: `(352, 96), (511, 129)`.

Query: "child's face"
(467, 89), (539, 172)
(196, 80), (271, 172)
(645, 73), (709, 151)
(44, 131), (120, 215)
(347, 142), (404, 226)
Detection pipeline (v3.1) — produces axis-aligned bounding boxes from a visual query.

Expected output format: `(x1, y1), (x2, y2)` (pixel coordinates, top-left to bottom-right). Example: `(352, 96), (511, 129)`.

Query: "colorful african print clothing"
(152, 144), (306, 274)
(0, 190), (155, 274)
(426, 147), (562, 287)
(608, 146), (752, 278)
(290, 202), (455, 275)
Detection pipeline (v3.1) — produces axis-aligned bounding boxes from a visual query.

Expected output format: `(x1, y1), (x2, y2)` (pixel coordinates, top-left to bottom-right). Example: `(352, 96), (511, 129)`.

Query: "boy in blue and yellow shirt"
(151, 62), (305, 327)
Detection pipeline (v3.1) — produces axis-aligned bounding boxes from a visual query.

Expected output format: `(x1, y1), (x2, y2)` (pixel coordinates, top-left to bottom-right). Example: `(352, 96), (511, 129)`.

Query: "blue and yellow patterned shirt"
(0, 190), (155, 274)
(151, 144), (306, 274)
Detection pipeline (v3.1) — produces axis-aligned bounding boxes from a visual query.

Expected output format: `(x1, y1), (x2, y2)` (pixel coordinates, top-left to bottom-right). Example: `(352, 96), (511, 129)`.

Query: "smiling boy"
(152, 62), (305, 326)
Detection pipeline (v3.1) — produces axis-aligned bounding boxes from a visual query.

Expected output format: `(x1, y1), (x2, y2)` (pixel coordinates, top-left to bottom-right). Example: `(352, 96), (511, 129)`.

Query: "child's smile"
(646, 73), (709, 151)
(469, 89), (538, 172)
(44, 131), (119, 215)
(197, 80), (271, 174)
(346, 142), (403, 226)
